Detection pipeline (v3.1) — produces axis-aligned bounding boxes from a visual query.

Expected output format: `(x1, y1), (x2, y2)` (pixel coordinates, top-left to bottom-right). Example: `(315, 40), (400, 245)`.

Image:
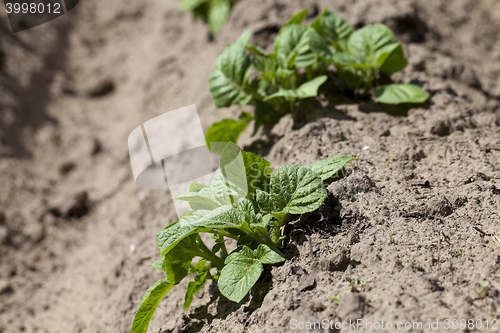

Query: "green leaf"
(234, 29), (252, 47)
(252, 213), (272, 229)
(269, 164), (327, 214)
(172, 187), (227, 210)
(374, 84), (429, 104)
(256, 189), (273, 213)
(183, 271), (210, 310)
(274, 25), (325, 68)
(210, 168), (246, 204)
(307, 29), (332, 60)
(205, 113), (252, 153)
(179, 0), (206, 11)
(189, 182), (208, 192)
(220, 143), (272, 199)
(218, 244), (284, 302)
(163, 234), (204, 284)
(271, 211), (286, 223)
(308, 156), (357, 181)
(319, 11), (354, 51)
(218, 246), (264, 302)
(209, 39), (253, 108)
(131, 279), (174, 333)
(178, 205), (245, 229)
(150, 259), (164, 271)
(208, 0), (231, 35)
(310, 9), (328, 34)
(246, 44), (268, 57)
(330, 52), (355, 64)
(254, 244), (286, 264)
(235, 198), (258, 225)
(263, 75), (327, 101)
(285, 9), (309, 26)
(379, 44), (407, 76)
(347, 24), (398, 68)
(157, 205), (233, 256)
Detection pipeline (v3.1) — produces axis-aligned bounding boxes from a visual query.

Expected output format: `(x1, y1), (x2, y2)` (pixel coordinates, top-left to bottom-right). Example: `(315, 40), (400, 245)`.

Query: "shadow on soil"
(0, 18), (73, 158)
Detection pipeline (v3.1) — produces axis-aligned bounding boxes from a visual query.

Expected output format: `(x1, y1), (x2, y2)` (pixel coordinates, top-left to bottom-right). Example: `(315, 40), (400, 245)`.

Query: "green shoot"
(205, 8), (429, 149)
(130, 143), (355, 333)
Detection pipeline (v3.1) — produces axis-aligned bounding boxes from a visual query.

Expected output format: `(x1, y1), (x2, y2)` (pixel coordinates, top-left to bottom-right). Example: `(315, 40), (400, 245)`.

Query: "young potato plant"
(205, 8), (429, 151)
(130, 143), (356, 333)
(179, 0), (238, 36)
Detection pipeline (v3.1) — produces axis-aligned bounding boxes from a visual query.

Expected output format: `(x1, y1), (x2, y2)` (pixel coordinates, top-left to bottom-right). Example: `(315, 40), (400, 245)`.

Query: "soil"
(1, 0), (500, 332)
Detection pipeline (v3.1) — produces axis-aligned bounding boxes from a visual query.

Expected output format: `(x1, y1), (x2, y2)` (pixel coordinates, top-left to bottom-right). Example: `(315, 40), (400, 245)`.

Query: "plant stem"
(196, 238), (225, 270)
(363, 69), (374, 96)
(306, 65), (313, 81)
(289, 97), (296, 113)
(218, 234), (229, 260)
(212, 230), (237, 239)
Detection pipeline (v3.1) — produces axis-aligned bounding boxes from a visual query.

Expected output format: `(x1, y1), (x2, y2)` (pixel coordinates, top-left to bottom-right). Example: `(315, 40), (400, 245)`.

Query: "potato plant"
(205, 8), (429, 151)
(179, 0), (238, 36)
(130, 143), (356, 333)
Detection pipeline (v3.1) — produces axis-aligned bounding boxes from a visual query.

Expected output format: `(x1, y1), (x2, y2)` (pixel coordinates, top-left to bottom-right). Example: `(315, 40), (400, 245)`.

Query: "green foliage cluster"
(205, 8), (429, 149)
(130, 143), (356, 333)
(179, 0), (238, 36)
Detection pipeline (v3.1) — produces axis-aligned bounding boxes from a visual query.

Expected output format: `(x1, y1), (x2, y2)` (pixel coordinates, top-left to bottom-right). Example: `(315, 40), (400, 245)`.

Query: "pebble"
(427, 196), (453, 217)
(0, 280), (13, 295)
(299, 276), (316, 292)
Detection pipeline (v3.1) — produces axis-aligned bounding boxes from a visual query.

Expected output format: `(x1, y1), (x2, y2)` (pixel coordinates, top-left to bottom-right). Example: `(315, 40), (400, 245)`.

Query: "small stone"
(66, 192), (91, 219)
(430, 120), (451, 137)
(310, 301), (326, 312)
(87, 79), (115, 97)
(380, 129), (391, 137)
(319, 249), (350, 272)
(408, 179), (430, 187)
(347, 230), (359, 245)
(299, 276), (316, 292)
(59, 162), (76, 176)
(427, 196), (453, 217)
(0, 280), (13, 295)
(453, 197), (468, 208)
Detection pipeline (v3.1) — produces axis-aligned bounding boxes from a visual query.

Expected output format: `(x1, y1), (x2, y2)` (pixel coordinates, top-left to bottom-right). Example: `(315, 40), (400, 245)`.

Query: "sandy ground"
(0, 0), (499, 332)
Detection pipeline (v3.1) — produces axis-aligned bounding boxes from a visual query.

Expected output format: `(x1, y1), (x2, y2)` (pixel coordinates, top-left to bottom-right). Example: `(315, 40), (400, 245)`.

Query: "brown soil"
(1, 0), (500, 332)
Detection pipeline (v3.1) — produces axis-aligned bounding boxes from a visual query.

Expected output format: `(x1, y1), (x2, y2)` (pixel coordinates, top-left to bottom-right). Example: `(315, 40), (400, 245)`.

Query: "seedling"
(205, 8), (429, 150)
(410, 261), (421, 272)
(330, 295), (341, 302)
(472, 281), (490, 305)
(345, 277), (372, 293)
(436, 231), (452, 263)
(130, 143), (356, 333)
(179, 0), (238, 36)
(389, 230), (400, 244)
(449, 249), (465, 258)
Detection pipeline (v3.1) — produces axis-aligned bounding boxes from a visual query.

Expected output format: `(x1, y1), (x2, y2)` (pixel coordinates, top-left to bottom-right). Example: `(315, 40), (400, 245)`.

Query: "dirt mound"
(0, 0), (499, 332)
